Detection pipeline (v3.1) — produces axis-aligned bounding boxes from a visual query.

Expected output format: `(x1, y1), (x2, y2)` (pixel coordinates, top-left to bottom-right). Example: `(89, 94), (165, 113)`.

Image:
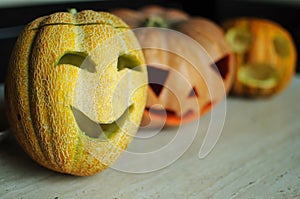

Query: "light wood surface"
(1, 75), (300, 199)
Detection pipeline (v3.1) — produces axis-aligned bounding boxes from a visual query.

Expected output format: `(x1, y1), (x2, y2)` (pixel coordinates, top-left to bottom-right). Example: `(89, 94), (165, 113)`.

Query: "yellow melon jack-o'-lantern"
(5, 9), (148, 176)
(112, 5), (235, 128)
(223, 17), (297, 97)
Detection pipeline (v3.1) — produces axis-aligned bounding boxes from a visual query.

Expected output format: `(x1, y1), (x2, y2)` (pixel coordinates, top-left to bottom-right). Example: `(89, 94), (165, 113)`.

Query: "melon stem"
(68, 8), (77, 15)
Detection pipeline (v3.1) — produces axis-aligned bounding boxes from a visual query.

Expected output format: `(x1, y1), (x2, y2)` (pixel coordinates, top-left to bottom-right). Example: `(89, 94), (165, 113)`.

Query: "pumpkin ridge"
(191, 28), (224, 60)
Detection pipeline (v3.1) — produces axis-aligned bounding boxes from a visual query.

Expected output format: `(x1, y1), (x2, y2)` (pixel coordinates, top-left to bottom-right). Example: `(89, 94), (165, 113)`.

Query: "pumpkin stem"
(142, 16), (168, 28)
(68, 8), (77, 15)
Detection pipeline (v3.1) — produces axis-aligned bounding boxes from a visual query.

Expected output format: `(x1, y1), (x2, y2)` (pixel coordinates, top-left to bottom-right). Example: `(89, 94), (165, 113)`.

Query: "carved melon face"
(223, 17), (297, 97)
(5, 10), (147, 176)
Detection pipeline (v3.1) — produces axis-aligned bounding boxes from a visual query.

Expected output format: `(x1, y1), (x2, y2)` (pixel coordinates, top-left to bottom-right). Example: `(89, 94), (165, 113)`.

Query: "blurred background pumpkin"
(111, 5), (236, 128)
(222, 17), (297, 97)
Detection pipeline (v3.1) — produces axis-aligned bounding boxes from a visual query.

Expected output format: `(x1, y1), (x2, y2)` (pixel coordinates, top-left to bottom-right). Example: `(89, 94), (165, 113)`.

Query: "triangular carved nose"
(147, 65), (169, 96)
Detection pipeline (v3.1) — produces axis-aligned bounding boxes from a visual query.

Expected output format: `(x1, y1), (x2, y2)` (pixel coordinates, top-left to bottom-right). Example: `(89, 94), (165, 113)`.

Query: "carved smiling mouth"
(72, 105), (133, 140)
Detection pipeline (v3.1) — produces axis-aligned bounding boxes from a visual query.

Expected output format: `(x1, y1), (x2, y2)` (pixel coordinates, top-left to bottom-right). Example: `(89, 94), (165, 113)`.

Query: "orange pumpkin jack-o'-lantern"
(112, 5), (235, 128)
(223, 17), (297, 97)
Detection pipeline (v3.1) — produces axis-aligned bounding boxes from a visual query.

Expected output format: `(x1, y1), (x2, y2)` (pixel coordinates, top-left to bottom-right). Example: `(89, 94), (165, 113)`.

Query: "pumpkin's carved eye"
(145, 107), (176, 117)
(117, 53), (142, 72)
(58, 52), (96, 73)
(188, 87), (198, 98)
(147, 65), (169, 96)
(225, 28), (252, 53)
(273, 35), (290, 57)
(211, 55), (230, 79)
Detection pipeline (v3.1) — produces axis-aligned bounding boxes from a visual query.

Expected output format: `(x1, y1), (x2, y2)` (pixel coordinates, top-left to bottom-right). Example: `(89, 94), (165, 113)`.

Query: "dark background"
(1, 0), (300, 83)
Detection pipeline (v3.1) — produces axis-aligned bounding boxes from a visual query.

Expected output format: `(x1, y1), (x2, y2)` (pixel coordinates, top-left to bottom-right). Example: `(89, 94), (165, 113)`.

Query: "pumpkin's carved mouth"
(144, 107), (196, 125)
(145, 101), (213, 124)
(145, 107), (195, 117)
(238, 63), (279, 89)
(72, 105), (133, 140)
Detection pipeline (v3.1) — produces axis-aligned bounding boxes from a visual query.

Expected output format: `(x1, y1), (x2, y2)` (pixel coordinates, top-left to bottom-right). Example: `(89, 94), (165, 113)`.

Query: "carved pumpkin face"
(112, 5), (235, 128)
(223, 17), (297, 97)
(138, 46), (231, 128)
(5, 10), (147, 176)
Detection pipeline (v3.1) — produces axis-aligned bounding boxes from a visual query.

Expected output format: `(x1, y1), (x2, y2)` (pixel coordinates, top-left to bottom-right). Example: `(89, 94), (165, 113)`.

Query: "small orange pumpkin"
(112, 5), (235, 128)
(222, 17), (297, 97)
(5, 9), (147, 176)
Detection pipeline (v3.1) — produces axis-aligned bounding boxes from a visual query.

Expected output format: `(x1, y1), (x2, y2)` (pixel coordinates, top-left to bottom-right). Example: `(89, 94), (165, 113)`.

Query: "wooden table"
(1, 75), (300, 199)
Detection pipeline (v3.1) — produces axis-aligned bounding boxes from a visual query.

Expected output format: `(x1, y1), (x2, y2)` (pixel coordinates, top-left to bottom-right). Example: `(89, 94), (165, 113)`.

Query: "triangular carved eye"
(188, 87), (198, 98)
(147, 65), (169, 96)
(211, 55), (230, 79)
